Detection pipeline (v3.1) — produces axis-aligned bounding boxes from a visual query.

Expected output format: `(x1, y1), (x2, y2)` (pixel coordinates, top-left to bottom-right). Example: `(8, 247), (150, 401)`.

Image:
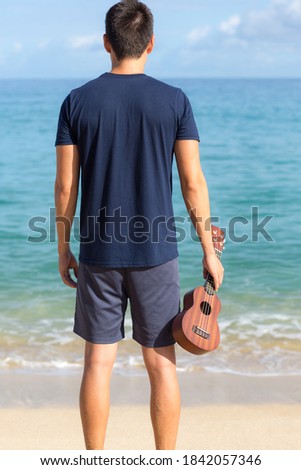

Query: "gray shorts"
(74, 257), (180, 348)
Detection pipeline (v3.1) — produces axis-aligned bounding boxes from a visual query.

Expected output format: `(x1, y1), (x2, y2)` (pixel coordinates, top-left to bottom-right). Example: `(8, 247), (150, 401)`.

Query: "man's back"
(56, 72), (199, 267)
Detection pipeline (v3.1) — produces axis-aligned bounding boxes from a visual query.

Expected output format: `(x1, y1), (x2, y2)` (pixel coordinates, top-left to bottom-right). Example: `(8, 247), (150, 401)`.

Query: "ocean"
(0, 78), (300, 377)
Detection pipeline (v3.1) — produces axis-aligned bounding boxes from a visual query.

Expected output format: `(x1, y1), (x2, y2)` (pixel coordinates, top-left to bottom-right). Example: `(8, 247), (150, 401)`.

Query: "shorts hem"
(73, 328), (124, 345)
(132, 334), (176, 349)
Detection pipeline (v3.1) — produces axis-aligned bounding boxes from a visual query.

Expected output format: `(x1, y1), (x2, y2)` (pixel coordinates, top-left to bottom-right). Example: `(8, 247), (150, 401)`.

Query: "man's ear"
(146, 34), (155, 55)
(103, 34), (112, 53)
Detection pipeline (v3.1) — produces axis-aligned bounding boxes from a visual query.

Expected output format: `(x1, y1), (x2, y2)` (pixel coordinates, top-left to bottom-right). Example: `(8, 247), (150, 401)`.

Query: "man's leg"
(79, 341), (118, 450)
(142, 344), (181, 450)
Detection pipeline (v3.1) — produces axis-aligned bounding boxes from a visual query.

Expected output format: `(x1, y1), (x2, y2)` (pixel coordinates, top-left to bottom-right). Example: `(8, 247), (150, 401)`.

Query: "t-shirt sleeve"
(176, 89), (200, 141)
(55, 95), (77, 146)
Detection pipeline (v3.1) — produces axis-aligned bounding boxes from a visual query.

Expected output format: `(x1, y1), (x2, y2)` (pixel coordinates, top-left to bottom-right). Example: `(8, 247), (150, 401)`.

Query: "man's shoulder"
(144, 75), (181, 95)
(69, 73), (181, 92)
(69, 76), (104, 98)
(66, 74), (184, 106)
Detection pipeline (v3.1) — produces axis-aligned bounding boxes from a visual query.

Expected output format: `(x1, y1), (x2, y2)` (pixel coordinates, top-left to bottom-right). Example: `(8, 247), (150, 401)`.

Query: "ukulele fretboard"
(204, 248), (222, 295)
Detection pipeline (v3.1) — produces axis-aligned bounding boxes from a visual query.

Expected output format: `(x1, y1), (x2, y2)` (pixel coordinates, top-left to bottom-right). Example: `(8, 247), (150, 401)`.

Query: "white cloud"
(37, 40), (49, 50)
(180, 0), (301, 77)
(14, 42), (23, 52)
(69, 34), (101, 50)
(219, 15), (241, 35)
(223, 0), (301, 44)
(287, 0), (301, 14)
(186, 27), (211, 45)
(186, 1), (301, 52)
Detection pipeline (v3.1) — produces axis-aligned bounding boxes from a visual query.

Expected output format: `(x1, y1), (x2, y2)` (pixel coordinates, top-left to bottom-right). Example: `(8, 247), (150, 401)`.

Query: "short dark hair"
(105, 0), (154, 60)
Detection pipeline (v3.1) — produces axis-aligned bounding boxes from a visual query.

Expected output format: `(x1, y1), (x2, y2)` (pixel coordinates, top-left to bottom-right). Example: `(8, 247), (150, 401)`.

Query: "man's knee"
(142, 345), (177, 378)
(84, 341), (117, 371)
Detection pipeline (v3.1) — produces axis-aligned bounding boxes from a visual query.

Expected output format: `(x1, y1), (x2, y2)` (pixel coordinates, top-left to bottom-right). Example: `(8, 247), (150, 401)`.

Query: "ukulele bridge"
(192, 325), (210, 340)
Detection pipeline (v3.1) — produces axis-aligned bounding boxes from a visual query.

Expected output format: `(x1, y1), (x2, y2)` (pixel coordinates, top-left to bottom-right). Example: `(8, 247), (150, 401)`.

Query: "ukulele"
(172, 226), (225, 355)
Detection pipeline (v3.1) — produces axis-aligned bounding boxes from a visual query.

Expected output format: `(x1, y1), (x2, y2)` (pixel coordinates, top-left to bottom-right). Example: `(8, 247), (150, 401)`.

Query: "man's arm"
(55, 145), (80, 288)
(174, 140), (224, 291)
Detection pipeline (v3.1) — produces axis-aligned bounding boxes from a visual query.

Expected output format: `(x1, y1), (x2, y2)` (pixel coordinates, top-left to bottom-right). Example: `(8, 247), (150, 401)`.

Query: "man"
(55, 0), (224, 450)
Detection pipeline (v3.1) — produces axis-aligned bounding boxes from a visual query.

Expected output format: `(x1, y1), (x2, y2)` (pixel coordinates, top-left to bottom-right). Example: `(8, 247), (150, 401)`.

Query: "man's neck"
(110, 56), (146, 75)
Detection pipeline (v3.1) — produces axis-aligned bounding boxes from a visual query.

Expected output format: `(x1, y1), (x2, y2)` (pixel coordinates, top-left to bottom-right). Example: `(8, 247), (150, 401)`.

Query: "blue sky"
(1, 0), (301, 78)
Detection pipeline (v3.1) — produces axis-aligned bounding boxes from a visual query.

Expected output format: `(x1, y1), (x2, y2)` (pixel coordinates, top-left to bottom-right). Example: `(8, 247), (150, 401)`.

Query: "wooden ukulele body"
(172, 225), (224, 355)
(172, 286), (221, 355)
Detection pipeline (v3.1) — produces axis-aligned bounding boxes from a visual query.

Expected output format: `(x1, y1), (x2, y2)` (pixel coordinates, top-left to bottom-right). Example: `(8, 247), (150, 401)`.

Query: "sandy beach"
(0, 371), (300, 450)
(1, 404), (301, 450)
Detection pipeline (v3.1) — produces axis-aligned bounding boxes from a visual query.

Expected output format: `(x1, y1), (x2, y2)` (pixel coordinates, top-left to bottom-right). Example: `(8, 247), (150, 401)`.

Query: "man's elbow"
(54, 179), (77, 198)
(181, 176), (206, 196)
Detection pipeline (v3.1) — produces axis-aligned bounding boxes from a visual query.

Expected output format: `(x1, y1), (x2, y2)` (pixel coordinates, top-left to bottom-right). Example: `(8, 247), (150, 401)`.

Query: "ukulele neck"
(204, 248), (222, 295)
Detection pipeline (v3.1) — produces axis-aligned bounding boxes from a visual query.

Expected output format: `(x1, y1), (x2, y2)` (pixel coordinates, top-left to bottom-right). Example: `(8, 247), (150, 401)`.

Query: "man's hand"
(203, 253), (224, 292)
(58, 249), (78, 288)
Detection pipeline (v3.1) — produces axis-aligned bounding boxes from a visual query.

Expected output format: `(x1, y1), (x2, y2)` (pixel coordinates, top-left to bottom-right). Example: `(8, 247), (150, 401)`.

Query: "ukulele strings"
(202, 233), (223, 332)
(200, 232), (213, 331)
(202, 247), (214, 332)
(201, 270), (212, 332)
(204, 272), (213, 332)
(205, 247), (222, 331)
(201, 258), (213, 333)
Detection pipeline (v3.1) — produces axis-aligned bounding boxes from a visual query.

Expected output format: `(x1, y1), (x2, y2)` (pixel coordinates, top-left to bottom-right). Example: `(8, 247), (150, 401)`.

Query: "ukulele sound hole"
(200, 301), (211, 316)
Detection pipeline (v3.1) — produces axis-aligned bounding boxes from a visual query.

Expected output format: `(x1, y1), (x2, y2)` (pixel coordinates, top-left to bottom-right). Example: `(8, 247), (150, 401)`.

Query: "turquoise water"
(0, 78), (300, 376)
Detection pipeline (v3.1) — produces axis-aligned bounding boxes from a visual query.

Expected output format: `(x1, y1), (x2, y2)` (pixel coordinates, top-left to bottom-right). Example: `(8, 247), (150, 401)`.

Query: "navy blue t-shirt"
(55, 73), (199, 267)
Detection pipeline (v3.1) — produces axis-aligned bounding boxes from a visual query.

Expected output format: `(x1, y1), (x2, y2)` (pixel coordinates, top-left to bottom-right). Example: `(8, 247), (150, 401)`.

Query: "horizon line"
(1, 76), (301, 81)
